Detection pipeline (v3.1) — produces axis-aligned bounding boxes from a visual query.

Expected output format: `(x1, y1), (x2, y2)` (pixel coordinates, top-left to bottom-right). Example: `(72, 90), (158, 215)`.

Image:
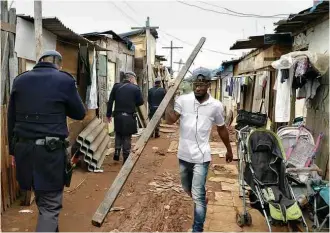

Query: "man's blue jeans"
(179, 159), (210, 232)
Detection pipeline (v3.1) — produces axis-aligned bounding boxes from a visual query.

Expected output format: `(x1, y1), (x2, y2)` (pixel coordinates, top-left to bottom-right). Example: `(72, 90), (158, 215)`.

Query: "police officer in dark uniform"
(7, 50), (86, 232)
(148, 77), (166, 138)
(107, 71), (144, 164)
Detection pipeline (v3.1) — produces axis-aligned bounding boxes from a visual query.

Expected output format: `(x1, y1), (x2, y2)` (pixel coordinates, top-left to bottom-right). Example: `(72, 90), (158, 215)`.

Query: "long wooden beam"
(91, 37), (206, 227)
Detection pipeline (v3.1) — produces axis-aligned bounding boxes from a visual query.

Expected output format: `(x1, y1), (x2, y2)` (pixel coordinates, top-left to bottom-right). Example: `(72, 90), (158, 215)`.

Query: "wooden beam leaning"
(91, 37), (206, 227)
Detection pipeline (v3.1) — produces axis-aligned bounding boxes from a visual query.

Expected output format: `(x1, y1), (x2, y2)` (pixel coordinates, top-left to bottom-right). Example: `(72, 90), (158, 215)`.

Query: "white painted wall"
(150, 36), (156, 65)
(306, 19), (329, 54)
(15, 17), (57, 61)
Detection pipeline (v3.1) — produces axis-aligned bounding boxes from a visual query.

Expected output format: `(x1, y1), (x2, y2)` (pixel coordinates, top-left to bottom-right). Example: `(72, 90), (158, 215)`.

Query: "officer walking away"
(7, 50), (86, 232)
(107, 71), (144, 164)
(148, 77), (166, 138)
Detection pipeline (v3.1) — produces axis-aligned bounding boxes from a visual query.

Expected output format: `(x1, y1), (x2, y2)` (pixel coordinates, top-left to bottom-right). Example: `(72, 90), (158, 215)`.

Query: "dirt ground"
(0, 126), (293, 232)
(1, 130), (194, 232)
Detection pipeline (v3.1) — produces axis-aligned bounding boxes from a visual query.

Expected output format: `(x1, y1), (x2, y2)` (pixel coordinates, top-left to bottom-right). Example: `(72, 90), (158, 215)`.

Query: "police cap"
(125, 71), (137, 78)
(155, 77), (161, 83)
(38, 50), (62, 62)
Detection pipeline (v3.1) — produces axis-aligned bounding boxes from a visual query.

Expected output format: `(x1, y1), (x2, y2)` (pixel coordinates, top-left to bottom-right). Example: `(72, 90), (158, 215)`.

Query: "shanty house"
(273, 0), (329, 178)
(15, 15), (110, 145)
(82, 31), (135, 134)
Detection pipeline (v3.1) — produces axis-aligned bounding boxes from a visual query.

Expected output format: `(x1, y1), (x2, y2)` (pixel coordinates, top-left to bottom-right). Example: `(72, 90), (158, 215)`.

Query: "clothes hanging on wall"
(77, 46), (91, 86)
(274, 68), (293, 123)
(85, 49), (98, 109)
(280, 69), (290, 83)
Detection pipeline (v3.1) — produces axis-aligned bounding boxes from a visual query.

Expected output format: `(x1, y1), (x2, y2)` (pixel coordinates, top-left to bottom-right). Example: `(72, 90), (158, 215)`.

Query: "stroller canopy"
(248, 129), (285, 161)
(245, 129), (287, 187)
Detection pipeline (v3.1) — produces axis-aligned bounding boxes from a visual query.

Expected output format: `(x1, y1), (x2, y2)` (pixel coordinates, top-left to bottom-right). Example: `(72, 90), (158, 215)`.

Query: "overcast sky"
(14, 0), (312, 71)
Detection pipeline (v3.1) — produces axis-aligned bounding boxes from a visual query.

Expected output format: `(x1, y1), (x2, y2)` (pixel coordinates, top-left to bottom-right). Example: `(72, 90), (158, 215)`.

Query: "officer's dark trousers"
(115, 133), (132, 157)
(149, 109), (160, 137)
(35, 190), (63, 232)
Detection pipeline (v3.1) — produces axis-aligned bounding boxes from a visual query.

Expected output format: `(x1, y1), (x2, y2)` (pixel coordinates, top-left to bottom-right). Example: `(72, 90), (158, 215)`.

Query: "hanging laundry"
(85, 49), (98, 109)
(77, 46), (91, 86)
(240, 76), (248, 93)
(275, 68), (294, 123)
(233, 78), (241, 104)
(281, 69), (290, 83)
(226, 77), (234, 96)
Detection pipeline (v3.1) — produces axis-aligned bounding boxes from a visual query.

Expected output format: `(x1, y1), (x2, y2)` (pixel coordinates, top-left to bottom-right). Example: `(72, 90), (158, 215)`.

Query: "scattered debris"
(159, 128), (176, 133)
(167, 141), (179, 153)
(110, 207), (125, 212)
(93, 169), (104, 173)
(19, 210), (33, 214)
(148, 173), (184, 194)
(211, 164), (239, 176)
(65, 178), (86, 193)
(164, 205), (170, 210)
(160, 124), (179, 129)
(152, 147), (159, 151)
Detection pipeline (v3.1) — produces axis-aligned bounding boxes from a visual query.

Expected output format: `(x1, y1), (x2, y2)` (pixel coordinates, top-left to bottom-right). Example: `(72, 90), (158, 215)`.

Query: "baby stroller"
(236, 128), (309, 232)
(307, 179), (329, 232)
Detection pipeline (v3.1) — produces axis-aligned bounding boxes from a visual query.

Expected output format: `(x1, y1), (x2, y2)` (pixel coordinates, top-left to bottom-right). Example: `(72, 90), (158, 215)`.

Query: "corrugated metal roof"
(230, 33), (292, 50)
(274, 1), (329, 33)
(82, 30), (127, 44)
(119, 29), (158, 39)
(17, 15), (109, 51)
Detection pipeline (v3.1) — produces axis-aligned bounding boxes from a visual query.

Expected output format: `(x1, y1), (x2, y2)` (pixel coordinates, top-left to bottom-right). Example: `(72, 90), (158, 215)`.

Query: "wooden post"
(162, 41), (183, 72)
(8, 8), (17, 96)
(91, 37), (206, 227)
(131, 17), (159, 109)
(145, 17), (153, 90)
(23, 0), (43, 206)
(1, 0), (9, 105)
(34, 0), (43, 60)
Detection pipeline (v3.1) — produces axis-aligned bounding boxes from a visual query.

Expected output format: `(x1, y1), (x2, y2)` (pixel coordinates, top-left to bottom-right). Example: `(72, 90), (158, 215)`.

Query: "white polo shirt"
(174, 92), (225, 164)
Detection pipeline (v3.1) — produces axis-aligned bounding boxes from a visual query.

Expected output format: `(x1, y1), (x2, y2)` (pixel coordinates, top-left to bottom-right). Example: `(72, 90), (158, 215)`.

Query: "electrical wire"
(120, 1), (237, 56)
(177, 1), (288, 19)
(110, 1), (141, 26)
(197, 1), (290, 17)
(158, 29), (237, 56)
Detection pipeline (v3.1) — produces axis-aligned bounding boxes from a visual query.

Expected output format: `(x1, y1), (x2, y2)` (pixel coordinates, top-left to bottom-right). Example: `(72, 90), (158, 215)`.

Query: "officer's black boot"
(155, 127), (160, 138)
(123, 154), (129, 165)
(113, 149), (120, 161)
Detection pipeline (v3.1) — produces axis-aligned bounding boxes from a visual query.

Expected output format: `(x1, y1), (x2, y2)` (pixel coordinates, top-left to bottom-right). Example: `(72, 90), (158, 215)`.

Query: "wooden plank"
(1, 106), (10, 209)
(137, 104), (148, 127)
(1, 32), (9, 105)
(22, 0), (42, 206)
(0, 21), (16, 34)
(91, 37), (206, 227)
(8, 8), (17, 97)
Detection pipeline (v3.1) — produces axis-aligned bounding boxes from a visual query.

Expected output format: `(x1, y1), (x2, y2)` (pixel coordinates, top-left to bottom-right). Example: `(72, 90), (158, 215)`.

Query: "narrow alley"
(2, 125), (289, 232)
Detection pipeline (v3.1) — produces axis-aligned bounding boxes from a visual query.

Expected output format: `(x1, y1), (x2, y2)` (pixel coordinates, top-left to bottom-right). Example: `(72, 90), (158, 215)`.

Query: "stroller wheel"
(236, 213), (245, 227)
(245, 212), (252, 226)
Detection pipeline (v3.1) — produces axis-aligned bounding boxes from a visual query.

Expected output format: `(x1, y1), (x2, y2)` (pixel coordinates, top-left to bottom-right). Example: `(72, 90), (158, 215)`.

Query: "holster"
(44, 137), (69, 152)
(64, 146), (73, 188)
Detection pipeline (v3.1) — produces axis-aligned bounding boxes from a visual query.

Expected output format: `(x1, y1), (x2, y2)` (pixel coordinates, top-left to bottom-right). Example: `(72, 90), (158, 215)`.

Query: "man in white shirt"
(165, 68), (233, 232)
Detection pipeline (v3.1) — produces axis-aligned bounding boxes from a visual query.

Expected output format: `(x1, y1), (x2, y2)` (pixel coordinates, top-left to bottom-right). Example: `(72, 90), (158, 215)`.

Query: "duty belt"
(18, 137), (69, 151)
(16, 113), (66, 124)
